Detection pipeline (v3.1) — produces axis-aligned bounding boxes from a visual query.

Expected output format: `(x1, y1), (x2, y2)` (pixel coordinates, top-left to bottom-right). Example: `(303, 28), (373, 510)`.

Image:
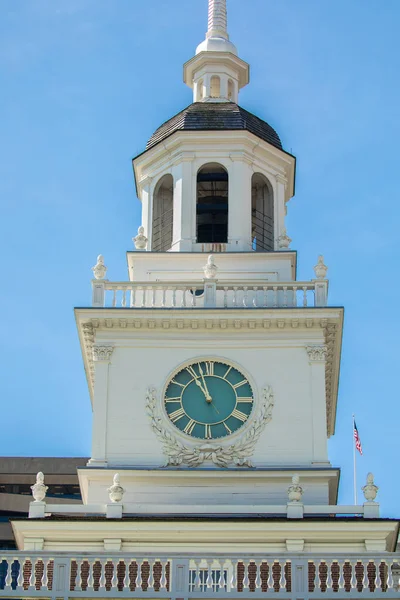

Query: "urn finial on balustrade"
(31, 472), (48, 502)
(314, 255), (328, 279)
(288, 474), (303, 503)
(203, 255), (218, 279)
(277, 228), (292, 250)
(362, 472), (378, 502)
(92, 255), (107, 280)
(133, 226), (148, 250)
(107, 473), (125, 503)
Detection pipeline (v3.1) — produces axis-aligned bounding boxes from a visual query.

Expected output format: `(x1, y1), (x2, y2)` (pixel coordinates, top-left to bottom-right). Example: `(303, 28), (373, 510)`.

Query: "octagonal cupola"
(183, 0), (249, 103)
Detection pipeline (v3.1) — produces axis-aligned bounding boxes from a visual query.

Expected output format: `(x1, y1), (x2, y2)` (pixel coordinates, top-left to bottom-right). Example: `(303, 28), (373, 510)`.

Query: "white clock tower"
(9, 3), (399, 592)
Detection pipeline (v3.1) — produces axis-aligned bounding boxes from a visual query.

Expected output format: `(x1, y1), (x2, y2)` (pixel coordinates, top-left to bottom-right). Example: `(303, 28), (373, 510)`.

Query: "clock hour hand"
(194, 378), (211, 402)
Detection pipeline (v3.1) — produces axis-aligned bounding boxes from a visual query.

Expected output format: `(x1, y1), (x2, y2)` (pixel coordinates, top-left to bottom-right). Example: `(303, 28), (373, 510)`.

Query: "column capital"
(306, 345), (327, 362)
(93, 345), (114, 362)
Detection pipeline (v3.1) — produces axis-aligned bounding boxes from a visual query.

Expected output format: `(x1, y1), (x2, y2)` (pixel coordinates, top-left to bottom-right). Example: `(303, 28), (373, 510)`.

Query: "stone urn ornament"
(277, 228), (292, 250)
(133, 226), (148, 250)
(92, 255), (107, 280)
(203, 255), (218, 279)
(107, 473), (125, 503)
(362, 472), (378, 502)
(31, 472), (48, 502)
(313, 255), (328, 279)
(287, 474), (303, 503)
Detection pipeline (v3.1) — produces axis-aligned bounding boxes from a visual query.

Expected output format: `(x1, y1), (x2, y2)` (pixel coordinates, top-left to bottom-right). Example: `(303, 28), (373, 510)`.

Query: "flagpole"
(352, 414), (357, 505)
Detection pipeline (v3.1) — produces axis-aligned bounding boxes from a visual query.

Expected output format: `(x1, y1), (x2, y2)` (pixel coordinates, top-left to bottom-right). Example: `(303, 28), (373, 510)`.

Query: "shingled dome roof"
(146, 102), (283, 151)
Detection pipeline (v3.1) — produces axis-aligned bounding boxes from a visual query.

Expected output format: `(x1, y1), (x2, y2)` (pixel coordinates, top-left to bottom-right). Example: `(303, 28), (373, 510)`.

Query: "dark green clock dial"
(164, 360), (254, 439)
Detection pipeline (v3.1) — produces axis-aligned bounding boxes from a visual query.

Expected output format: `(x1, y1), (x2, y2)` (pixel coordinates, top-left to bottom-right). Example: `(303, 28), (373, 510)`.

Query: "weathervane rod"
(207, 0), (229, 40)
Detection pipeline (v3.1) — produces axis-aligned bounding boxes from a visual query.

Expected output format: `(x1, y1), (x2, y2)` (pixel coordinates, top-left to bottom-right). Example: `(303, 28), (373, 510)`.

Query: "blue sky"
(1, 0), (399, 516)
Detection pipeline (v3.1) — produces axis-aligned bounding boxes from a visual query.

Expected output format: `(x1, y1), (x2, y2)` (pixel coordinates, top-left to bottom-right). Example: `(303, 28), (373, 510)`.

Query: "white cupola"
(183, 0), (249, 103)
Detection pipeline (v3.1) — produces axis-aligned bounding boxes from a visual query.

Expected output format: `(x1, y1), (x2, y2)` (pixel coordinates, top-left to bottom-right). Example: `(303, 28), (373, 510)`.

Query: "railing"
(0, 554), (399, 598)
(92, 279), (328, 309)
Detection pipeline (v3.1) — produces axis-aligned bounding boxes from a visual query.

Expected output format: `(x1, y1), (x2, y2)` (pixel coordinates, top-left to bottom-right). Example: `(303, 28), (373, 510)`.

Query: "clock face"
(164, 360), (254, 440)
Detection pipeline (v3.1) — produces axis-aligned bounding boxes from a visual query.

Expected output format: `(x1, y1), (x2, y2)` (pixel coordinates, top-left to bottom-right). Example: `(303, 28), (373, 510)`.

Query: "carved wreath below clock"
(164, 359), (254, 440)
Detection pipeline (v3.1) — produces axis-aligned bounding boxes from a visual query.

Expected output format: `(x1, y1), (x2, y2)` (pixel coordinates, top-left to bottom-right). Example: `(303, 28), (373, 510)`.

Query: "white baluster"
(280, 561), (287, 590)
(243, 287), (248, 308)
(122, 560), (129, 592)
(292, 286), (298, 307)
(283, 286), (288, 307)
(151, 287), (156, 308)
(111, 560), (117, 591)
(218, 562), (226, 591)
(263, 286), (268, 307)
(136, 560), (142, 591)
(121, 288), (127, 307)
(302, 286), (308, 307)
(231, 560), (238, 592)
(75, 560), (82, 592)
(161, 288), (166, 308)
(326, 561), (332, 591)
(141, 288), (145, 308)
(193, 560), (201, 591)
(242, 561), (249, 590)
(267, 562), (274, 591)
(130, 287), (136, 307)
(192, 288), (197, 307)
(87, 560), (94, 591)
(112, 289), (117, 308)
(5, 559), (12, 588)
(254, 561), (261, 589)
(233, 287), (238, 307)
(17, 559), (25, 590)
(374, 560), (381, 591)
(99, 559), (106, 591)
(172, 288), (177, 308)
(273, 286), (278, 307)
(252, 287), (258, 307)
(206, 560), (213, 589)
(387, 560), (393, 590)
(223, 287), (228, 308)
(181, 288), (187, 308)
(159, 560), (167, 591)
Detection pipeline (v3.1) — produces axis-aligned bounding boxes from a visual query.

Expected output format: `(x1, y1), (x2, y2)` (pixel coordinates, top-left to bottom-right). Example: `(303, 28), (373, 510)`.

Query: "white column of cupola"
(184, 0), (250, 103)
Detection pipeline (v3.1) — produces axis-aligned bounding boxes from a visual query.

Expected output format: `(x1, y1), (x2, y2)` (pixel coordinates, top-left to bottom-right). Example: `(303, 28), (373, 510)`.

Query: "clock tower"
(11, 2), (398, 573)
(75, 0), (342, 512)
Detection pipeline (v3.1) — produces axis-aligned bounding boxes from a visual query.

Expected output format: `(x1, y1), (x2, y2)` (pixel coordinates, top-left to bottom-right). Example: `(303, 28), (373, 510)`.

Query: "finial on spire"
(207, 0), (228, 40)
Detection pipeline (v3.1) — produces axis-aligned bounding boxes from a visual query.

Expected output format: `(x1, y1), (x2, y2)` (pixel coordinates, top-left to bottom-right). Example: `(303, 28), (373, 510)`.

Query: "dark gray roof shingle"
(146, 102), (283, 151)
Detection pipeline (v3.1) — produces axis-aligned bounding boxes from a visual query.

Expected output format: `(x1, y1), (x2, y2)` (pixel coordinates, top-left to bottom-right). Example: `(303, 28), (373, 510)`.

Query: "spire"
(207, 0), (228, 40)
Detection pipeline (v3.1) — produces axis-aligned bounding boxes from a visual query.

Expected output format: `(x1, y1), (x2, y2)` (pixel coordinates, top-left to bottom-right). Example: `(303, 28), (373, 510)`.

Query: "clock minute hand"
(198, 364), (212, 401)
(194, 378), (209, 400)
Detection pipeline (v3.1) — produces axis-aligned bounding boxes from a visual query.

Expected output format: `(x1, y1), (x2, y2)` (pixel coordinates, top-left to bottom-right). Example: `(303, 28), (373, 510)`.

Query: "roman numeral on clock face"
(171, 379), (185, 388)
(205, 424), (212, 439)
(186, 365), (198, 379)
(204, 361), (214, 376)
(183, 419), (196, 435)
(231, 408), (248, 422)
(237, 397), (253, 403)
(165, 397), (182, 403)
(233, 380), (247, 389)
(169, 407), (186, 423)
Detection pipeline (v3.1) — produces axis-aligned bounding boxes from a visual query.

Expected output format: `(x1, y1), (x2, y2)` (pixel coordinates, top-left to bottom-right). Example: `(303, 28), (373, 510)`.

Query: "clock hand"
(198, 363), (212, 402)
(194, 378), (209, 400)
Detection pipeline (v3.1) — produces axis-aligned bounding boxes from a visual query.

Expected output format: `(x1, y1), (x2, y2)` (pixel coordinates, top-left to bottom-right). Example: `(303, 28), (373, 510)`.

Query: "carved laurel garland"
(145, 386), (274, 468)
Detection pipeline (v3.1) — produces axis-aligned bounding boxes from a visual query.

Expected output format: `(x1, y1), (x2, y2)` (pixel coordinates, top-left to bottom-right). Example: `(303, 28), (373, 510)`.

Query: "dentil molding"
(145, 386), (274, 468)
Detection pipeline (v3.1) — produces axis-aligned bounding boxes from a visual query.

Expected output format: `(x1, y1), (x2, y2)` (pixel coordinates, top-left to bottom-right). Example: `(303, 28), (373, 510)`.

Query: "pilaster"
(139, 176), (153, 250)
(171, 156), (194, 251)
(88, 345), (114, 467)
(228, 158), (252, 251)
(274, 173), (287, 249)
(306, 345), (329, 464)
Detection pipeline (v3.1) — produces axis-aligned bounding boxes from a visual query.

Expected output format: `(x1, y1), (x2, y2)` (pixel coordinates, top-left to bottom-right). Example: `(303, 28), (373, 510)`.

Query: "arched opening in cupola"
(210, 76), (221, 98)
(152, 174), (174, 252)
(251, 173), (274, 251)
(197, 163), (228, 244)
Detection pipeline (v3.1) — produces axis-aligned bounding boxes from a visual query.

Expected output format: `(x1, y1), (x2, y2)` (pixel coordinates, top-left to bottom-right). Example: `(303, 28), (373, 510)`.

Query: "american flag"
(353, 420), (363, 455)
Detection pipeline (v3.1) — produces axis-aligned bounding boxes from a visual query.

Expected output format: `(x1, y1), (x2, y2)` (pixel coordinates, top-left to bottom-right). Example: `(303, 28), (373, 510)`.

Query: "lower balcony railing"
(0, 554), (399, 598)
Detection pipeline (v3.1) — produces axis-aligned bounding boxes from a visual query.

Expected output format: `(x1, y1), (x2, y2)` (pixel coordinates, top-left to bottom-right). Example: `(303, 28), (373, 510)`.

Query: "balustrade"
(92, 280), (326, 309)
(0, 554), (399, 598)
